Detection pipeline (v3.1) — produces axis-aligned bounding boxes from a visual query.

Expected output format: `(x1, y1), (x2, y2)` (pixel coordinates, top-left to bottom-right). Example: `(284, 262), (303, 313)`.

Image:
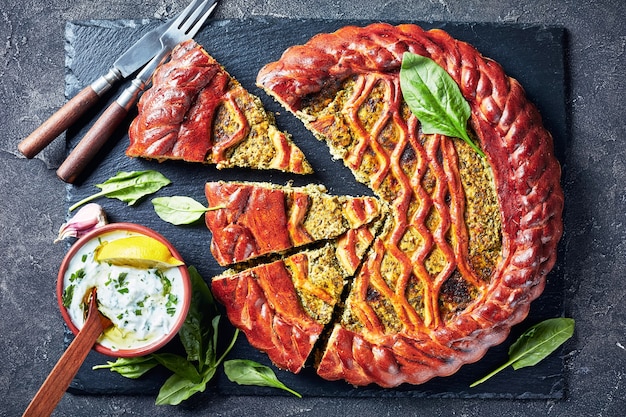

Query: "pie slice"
(257, 23), (564, 387)
(127, 39), (312, 174)
(204, 181), (383, 266)
(211, 221), (382, 373)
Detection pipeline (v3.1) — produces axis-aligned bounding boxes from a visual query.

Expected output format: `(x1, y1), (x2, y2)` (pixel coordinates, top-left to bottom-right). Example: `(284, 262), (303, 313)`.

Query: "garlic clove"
(55, 203), (108, 243)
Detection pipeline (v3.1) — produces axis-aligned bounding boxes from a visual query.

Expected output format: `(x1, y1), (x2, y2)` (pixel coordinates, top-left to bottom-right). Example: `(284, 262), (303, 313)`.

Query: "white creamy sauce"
(62, 230), (185, 351)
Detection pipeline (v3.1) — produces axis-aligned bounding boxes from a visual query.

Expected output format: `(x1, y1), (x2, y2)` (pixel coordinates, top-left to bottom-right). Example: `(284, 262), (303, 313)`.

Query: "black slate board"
(62, 18), (568, 399)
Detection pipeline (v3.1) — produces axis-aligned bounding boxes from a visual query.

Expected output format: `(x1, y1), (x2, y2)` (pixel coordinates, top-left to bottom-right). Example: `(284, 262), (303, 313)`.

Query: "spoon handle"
(22, 293), (104, 417)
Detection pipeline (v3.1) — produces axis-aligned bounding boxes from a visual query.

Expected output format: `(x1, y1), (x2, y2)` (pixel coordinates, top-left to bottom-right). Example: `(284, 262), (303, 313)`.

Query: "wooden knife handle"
(56, 102), (129, 183)
(21, 297), (104, 417)
(17, 86), (100, 159)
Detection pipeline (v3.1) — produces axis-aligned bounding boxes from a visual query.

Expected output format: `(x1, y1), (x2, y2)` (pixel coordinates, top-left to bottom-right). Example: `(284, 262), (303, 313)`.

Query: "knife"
(17, 18), (176, 159)
(56, 0), (218, 184)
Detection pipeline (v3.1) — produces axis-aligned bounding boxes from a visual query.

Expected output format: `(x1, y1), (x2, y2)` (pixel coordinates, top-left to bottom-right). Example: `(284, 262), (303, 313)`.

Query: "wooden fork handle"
(17, 86), (100, 159)
(56, 101), (129, 183)
(22, 302), (104, 417)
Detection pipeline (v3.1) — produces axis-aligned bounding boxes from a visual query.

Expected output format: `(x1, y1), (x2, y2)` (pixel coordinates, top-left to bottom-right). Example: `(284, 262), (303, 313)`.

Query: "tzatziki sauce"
(61, 230), (186, 351)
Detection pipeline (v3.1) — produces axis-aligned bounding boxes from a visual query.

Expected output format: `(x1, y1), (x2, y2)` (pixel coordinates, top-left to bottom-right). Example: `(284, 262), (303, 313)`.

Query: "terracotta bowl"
(56, 222), (191, 357)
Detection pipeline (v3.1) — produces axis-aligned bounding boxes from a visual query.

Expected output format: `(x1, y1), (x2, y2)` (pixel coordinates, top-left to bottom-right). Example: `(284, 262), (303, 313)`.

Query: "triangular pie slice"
(127, 40), (312, 174)
(204, 181), (383, 266)
(211, 220), (383, 374)
(257, 23), (564, 387)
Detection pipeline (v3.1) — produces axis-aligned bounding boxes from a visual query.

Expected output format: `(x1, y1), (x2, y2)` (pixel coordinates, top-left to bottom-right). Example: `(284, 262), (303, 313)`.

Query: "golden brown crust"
(211, 257), (325, 373)
(257, 23), (564, 386)
(204, 181), (382, 266)
(211, 239), (378, 373)
(127, 40), (312, 174)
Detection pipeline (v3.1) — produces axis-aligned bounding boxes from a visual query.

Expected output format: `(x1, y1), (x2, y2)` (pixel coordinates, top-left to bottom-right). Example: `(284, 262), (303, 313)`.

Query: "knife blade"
(107, 22), (175, 79)
(17, 18), (176, 159)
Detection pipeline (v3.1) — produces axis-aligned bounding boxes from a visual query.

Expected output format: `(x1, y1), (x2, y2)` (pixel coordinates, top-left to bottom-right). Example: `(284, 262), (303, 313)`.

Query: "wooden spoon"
(22, 288), (112, 417)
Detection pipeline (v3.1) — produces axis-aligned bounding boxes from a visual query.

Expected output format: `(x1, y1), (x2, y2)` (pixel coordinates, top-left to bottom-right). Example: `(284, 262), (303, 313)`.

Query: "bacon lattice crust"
(257, 23), (564, 387)
(127, 40), (312, 174)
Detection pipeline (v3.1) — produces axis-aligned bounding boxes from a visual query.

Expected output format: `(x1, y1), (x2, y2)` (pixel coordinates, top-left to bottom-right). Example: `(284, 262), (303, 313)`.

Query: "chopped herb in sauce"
(157, 270), (172, 295)
(70, 268), (85, 282)
(62, 230), (186, 351)
(62, 285), (74, 307)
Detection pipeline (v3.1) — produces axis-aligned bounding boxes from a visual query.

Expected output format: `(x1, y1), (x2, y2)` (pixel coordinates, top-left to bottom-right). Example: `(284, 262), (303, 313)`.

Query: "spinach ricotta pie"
(204, 181), (384, 266)
(132, 23), (564, 388)
(254, 22), (563, 387)
(127, 40), (312, 174)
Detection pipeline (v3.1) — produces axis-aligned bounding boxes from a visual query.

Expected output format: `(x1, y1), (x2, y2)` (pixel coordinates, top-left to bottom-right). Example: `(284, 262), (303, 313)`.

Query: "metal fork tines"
(118, 0), (219, 109)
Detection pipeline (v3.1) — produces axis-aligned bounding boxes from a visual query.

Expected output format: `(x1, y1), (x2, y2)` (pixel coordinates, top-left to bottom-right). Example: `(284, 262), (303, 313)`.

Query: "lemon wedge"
(94, 235), (184, 269)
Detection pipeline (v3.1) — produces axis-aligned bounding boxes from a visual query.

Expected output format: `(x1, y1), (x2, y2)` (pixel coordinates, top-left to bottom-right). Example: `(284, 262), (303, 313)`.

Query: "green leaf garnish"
(92, 356), (159, 379)
(69, 170), (171, 211)
(152, 196), (224, 225)
(62, 285), (74, 307)
(224, 359), (302, 398)
(470, 317), (575, 387)
(399, 52), (485, 157)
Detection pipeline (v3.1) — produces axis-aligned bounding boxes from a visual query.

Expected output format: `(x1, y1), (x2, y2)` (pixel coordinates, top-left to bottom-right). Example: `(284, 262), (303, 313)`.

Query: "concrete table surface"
(1, 1), (624, 416)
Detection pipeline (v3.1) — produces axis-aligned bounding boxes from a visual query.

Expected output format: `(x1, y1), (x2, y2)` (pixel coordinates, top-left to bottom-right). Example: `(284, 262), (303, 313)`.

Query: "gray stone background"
(1, 0), (624, 416)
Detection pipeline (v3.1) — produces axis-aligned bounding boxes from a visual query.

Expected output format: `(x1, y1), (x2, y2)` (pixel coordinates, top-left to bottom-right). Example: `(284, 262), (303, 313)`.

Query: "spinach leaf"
(224, 359), (302, 398)
(509, 318), (575, 369)
(152, 196), (205, 225)
(203, 316), (220, 369)
(70, 170), (171, 211)
(152, 353), (202, 384)
(92, 356), (159, 379)
(152, 196), (222, 225)
(155, 368), (215, 406)
(179, 266), (216, 364)
(470, 317), (575, 387)
(399, 52), (485, 157)
(154, 323), (239, 406)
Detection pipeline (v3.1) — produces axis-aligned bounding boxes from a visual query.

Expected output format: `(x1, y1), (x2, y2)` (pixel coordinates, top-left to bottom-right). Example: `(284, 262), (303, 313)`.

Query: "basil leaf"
(470, 318), (574, 387)
(179, 266), (216, 364)
(509, 318), (575, 369)
(399, 52), (485, 157)
(69, 170), (171, 211)
(152, 353), (202, 384)
(155, 368), (215, 406)
(92, 356), (159, 379)
(224, 359), (302, 398)
(152, 196), (209, 225)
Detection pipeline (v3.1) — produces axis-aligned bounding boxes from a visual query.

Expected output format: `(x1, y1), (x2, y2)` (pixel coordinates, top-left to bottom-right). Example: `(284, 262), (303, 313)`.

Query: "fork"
(56, 0), (218, 183)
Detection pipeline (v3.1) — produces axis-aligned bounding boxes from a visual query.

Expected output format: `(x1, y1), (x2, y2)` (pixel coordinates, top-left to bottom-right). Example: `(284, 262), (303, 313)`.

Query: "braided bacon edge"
(257, 23), (564, 386)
